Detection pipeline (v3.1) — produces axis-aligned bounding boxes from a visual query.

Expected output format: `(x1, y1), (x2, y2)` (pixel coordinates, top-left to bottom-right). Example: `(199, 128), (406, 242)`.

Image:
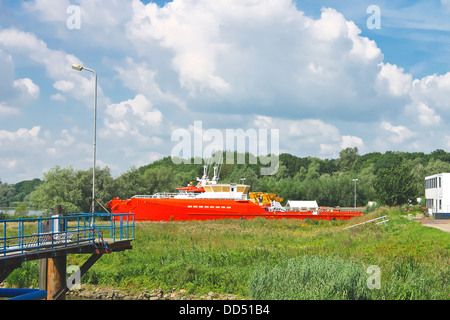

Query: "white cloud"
(405, 102), (441, 126)
(127, 0), (231, 95)
(0, 125), (93, 182)
(54, 129), (75, 147)
(0, 102), (20, 117)
(125, 2), (384, 118)
(0, 126), (44, 178)
(0, 159), (18, 171)
(50, 93), (66, 101)
(0, 28), (78, 77)
(376, 62), (412, 96)
(252, 115), (363, 158)
(23, 0), (133, 47)
(22, 0), (71, 23)
(102, 94), (163, 143)
(0, 28), (101, 107)
(380, 121), (417, 144)
(320, 135), (365, 157)
(0, 49), (40, 108)
(341, 135), (364, 150)
(3, 0), (450, 182)
(13, 78), (40, 99)
(410, 72), (450, 111)
(53, 80), (74, 92)
(115, 57), (187, 109)
(0, 126), (41, 143)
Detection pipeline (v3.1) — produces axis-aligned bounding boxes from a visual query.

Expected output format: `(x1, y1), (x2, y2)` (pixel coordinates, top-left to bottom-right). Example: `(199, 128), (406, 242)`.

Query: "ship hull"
(107, 197), (362, 221)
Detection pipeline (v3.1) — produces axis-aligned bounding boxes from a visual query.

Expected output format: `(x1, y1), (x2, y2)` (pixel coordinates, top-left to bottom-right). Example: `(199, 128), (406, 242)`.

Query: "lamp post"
(352, 178), (358, 209)
(72, 64), (97, 214)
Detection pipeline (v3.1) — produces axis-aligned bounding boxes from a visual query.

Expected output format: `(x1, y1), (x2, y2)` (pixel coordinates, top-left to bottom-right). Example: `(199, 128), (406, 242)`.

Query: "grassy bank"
(4, 207), (449, 299)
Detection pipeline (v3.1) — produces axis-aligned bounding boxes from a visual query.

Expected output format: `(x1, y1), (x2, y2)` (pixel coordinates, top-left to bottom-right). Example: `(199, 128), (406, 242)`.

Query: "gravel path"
(420, 219), (450, 233)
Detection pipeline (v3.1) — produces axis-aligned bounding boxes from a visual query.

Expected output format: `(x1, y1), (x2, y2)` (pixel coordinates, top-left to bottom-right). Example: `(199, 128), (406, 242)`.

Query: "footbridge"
(0, 207), (134, 300)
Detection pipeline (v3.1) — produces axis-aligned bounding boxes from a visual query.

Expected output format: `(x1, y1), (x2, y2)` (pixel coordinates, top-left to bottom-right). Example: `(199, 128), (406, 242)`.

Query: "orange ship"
(106, 165), (363, 222)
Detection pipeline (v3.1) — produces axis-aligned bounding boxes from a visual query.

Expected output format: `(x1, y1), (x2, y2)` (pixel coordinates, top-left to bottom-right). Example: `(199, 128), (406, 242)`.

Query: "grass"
(3, 207), (449, 299)
(249, 255), (371, 299)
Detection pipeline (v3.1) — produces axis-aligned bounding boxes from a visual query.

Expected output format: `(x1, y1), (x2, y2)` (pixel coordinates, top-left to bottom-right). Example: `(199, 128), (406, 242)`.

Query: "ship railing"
(132, 193), (196, 199)
(131, 192), (248, 200)
(131, 193), (249, 200)
(284, 207), (363, 213)
(285, 206), (318, 210)
(322, 207), (363, 212)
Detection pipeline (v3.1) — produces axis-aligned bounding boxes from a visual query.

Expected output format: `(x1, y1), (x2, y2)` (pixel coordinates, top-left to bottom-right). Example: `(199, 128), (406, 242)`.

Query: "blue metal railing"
(0, 213), (134, 258)
(0, 288), (47, 300)
(87, 212), (135, 243)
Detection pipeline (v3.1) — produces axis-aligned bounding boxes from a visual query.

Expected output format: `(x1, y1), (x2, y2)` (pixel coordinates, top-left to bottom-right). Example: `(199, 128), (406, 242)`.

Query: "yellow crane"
(249, 192), (283, 205)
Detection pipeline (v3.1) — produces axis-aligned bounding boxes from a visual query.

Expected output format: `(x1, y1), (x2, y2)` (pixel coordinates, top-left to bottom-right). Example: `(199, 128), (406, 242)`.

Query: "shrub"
(4, 261), (39, 288)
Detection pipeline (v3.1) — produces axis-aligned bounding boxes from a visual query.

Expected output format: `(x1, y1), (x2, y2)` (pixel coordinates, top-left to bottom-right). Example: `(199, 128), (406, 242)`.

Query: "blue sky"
(1, 0), (450, 183)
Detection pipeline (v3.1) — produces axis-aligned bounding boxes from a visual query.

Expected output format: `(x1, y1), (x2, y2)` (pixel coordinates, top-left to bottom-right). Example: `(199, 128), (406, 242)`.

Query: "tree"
(11, 179), (42, 202)
(29, 166), (82, 213)
(0, 183), (13, 207)
(336, 147), (359, 172)
(29, 165), (115, 214)
(113, 166), (148, 199)
(374, 151), (403, 173)
(0, 182), (14, 207)
(374, 164), (418, 206)
(14, 203), (28, 216)
(223, 165), (260, 191)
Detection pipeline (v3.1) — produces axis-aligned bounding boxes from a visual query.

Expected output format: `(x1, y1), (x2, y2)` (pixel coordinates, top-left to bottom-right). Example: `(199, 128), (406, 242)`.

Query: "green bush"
(4, 261), (39, 288)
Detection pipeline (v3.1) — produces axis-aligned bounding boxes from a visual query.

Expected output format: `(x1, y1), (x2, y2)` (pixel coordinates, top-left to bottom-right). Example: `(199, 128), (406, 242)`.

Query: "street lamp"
(72, 64), (97, 214)
(352, 178), (358, 209)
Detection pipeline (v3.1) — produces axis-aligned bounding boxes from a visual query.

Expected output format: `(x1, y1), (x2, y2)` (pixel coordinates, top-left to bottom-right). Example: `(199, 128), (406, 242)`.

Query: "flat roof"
(425, 173), (450, 179)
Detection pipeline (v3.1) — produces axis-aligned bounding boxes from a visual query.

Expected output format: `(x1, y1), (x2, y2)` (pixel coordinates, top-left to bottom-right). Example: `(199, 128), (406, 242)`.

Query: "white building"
(425, 173), (450, 218)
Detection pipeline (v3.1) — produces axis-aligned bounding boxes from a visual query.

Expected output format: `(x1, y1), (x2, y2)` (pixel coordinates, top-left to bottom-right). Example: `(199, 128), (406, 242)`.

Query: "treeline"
(0, 179), (42, 207)
(2, 148), (450, 214)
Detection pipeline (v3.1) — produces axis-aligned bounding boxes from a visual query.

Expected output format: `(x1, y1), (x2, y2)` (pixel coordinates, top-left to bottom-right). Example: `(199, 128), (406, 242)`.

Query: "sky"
(1, 0), (450, 183)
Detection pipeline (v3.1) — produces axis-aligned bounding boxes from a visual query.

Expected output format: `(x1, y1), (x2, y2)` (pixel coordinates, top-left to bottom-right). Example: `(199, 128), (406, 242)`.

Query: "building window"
(439, 177), (441, 188)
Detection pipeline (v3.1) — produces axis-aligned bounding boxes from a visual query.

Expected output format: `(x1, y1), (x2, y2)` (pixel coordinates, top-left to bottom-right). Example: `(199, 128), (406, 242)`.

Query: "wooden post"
(46, 205), (66, 300)
(39, 217), (51, 292)
(38, 259), (47, 292)
(46, 256), (66, 300)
